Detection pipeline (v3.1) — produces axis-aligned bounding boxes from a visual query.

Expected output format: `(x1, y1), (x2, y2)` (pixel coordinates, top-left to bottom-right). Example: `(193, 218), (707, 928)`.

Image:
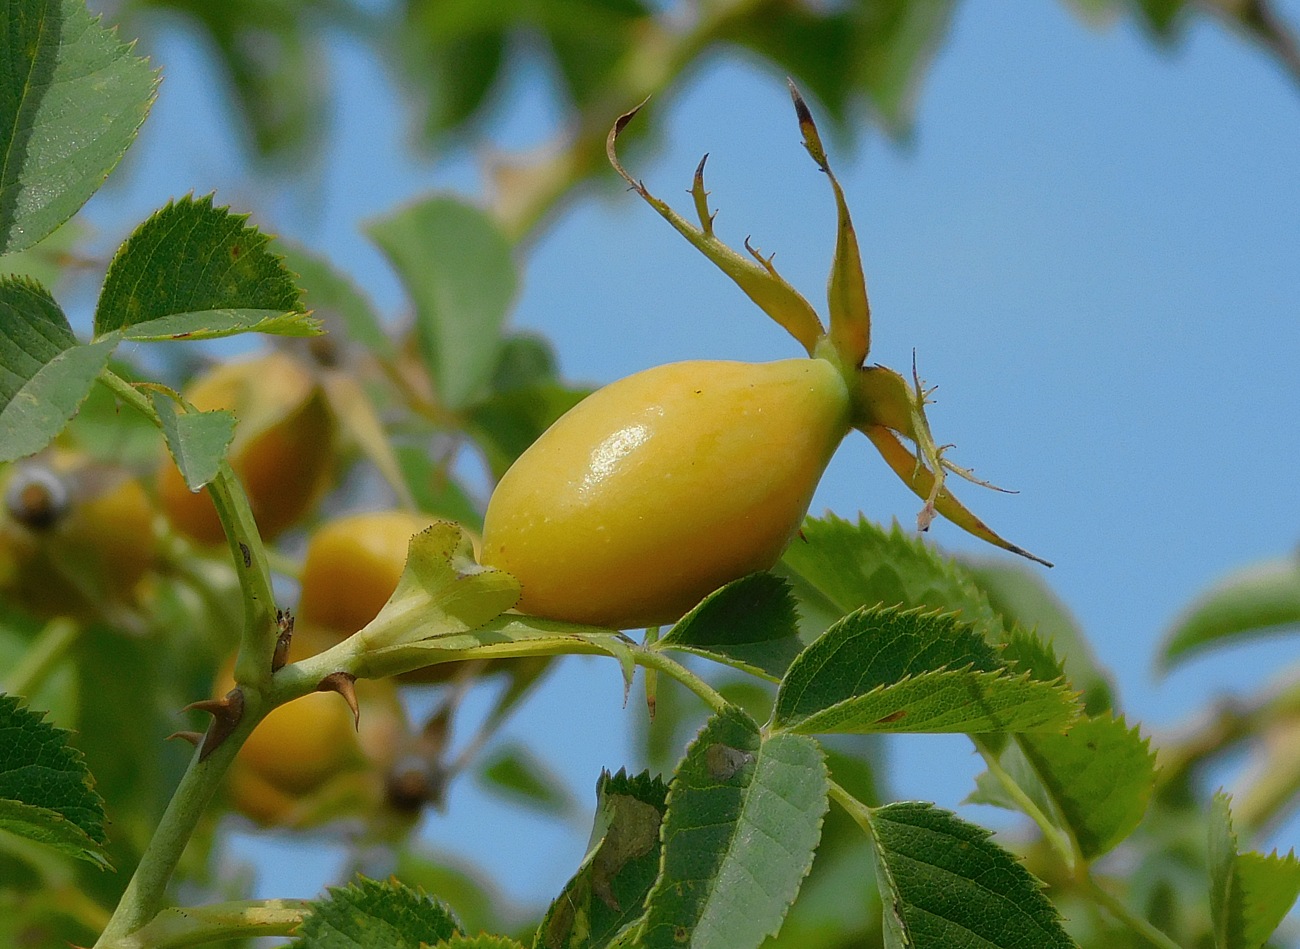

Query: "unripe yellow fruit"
(158, 351), (334, 545)
(480, 358), (851, 629)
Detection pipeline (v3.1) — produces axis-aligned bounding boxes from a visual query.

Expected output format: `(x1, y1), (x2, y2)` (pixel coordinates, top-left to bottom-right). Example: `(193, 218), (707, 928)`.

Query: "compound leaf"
(0, 693), (109, 867)
(291, 875), (460, 948)
(0, 276), (113, 462)
(867, 801), (1076, 948)
(94, 195), (314, 340)
(536, 769), (668, 949)
(637, 705), (827, 949)
(0, 0), (156, 254)
(659, 573), (803, 680)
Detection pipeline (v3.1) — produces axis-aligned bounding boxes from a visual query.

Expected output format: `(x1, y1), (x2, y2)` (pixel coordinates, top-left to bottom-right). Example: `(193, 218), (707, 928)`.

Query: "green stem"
(827, 778), (876, 836)
(4, 616), (81, 696)
(1084, 872), (1185, 949)
(972, 736), (1078, 873)
(636, 645), (728, 714)
(114, 898), (310, 949)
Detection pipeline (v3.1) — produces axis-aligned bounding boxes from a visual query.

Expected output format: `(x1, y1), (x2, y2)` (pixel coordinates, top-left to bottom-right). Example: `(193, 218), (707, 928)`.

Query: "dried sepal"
(317, 671), (360, 729)
(271, 609), (294, 673)
(788, 80), (871, 368)
(607, 102), (825, 355)
(183, 688), (246, 762)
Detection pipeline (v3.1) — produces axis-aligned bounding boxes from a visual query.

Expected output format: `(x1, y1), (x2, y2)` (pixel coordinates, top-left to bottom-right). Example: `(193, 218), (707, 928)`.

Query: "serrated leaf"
(780, 514), (1002, 643)
(368, 196), (516, 409)
(867, 801), (1076, 948)
(1209, 792), (1300, 949)
(773, 606), (1078, 735)
(439, 937), (528, 949)
(479, 742), (573, 816)
(0, 277), (115, 462)
(536, 768), (669, 949)
(354, 522), (521, 653)
(291, 875), (462, 948)
(93, 195), (313, 340)
(637, 706), (827, 949)
(1160, 557), (1300, 671)
(964, 556), (1114, 713)
(972, 714), (1155, 860)
(0, 0), (156, 254)
(0, 693), (109, 867)
(151, 393), (235, 491)
(659, 573), (802, 680)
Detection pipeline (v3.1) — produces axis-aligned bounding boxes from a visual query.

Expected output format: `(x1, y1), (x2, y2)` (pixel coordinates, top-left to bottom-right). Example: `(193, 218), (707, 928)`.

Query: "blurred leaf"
(659, 573), (805, 681)
(93, 195), (314, 340)
(0, 277), (115, 463)
(1135, 0), (1187, 35)
(729, 8), (857, 127)
(866, 802), (1076, 948)
(964, 557), (1114, 713)
(0, 694), (108, 868)
(59, 362), (161, 467)
(774, 606), (1079, 735)
(468, 382), (590, 481)
(541, 0), (649, 108)
(490, 333), (561, 392)
(971, 714), (1156, 860)
(150, 395), (235, 491)
(398, 0), (507, 139)
(393, 443), (484, 529)
(1160, 556), (1300, 671)
(291, 875), (462, 948)
(1208, 792), (1300, 949)
(0, 0), (156, 254)
(393, 848), (505, 937)
(0, 220), (85, 289)
(780, 514), (1002, 644)
(440, 937), (527, 949)
(637, 706), (827, 949)
(478, 742), (573, 816)
(0, 612), (78, 727)
(537, 768), (668, 949)
(852, 0), (957, 134)
(282, 242), (394, 359)
(368, 196), (516, 410)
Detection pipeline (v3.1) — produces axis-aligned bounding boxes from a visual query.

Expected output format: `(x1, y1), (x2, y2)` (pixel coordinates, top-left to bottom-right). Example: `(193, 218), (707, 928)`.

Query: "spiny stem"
(635, 644), (728, 713)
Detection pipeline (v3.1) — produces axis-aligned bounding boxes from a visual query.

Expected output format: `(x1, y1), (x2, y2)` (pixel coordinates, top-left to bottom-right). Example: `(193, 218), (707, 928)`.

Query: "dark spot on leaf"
(239, 542), (251, 568)
(674, 926), (689, 942)
(875, 710), (907, 724)
(230, 244), (241, 260)
(705, 743), (753, 780)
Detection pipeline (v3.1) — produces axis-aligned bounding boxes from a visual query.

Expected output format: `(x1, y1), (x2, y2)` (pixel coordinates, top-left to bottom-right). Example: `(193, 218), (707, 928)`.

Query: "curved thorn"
(183, 688), (245, 762)
(317, 672), (360, 729)
(166, 731), (203, 747)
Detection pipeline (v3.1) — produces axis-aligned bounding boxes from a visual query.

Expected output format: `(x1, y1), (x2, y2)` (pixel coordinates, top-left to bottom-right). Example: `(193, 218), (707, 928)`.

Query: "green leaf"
(773, 606), (1078, 735)
(368, 196), (517, 409)
(393, 443), (484, 530)
(468, 382), (591, 480)
(355, 522), (521, 653)
(93, 195), (314, 340)
(291, 875), (462, 948)
(0, 276), (114, 462)
(852, 0), (957, 135)
(971, 714), (1155, 860)
(780, 514), (1002, 643)
(1208, 792), (1300, 949)
(490, 333), (562, 392)
(0, 693), (109, 867)
(637, 706), (827, 949)
(150, 393), (235, 491)
(964, 557), (1114, 713)
(282, 242), (394, 359)
(659, 573), (803, 680)
(866, 802), (1076, 948)
(478, 742), (574, 816)
(439, 937), (528, 949)
(0, 0), (156, 254)
(1160, 556), (1300, 671)
(536, 768), (669, 949)
(0, 219), (84, 288)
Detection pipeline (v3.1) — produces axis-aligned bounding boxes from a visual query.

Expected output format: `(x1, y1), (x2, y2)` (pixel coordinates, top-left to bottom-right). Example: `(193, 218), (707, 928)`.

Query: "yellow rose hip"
(481, 358), (850, 629)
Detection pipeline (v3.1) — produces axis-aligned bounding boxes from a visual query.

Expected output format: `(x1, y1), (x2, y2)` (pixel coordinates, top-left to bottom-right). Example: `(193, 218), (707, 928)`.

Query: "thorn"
(317, 672), (359, 729)
(167, 731), (203, 747)
(272, 609), (294, 672)
(183, 688), (245, 762)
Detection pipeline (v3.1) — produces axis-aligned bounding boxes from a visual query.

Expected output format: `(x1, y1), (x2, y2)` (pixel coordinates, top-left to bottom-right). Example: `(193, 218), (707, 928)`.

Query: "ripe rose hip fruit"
(479, 86), (1049, 631)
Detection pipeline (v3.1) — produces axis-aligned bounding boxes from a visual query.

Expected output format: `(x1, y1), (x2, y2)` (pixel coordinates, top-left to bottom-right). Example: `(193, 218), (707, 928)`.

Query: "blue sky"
(83, 0), (1300, 913)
